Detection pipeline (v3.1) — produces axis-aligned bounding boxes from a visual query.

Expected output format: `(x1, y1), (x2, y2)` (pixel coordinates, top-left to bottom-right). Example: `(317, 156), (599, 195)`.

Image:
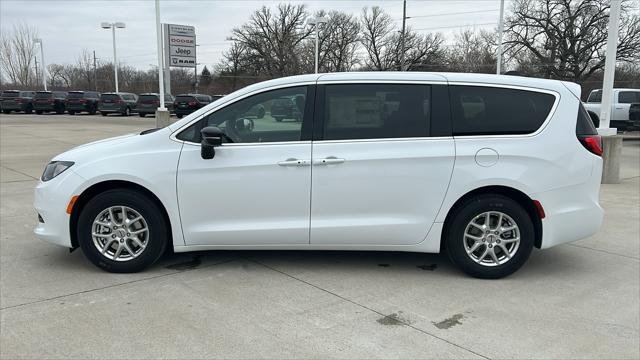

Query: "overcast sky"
(1, 0), (504, 71)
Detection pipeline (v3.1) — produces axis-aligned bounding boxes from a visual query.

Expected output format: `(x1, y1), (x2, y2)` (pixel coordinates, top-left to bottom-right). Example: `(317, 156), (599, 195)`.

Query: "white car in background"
(34, 72), (604, 279)
(583, 88), (640, 131)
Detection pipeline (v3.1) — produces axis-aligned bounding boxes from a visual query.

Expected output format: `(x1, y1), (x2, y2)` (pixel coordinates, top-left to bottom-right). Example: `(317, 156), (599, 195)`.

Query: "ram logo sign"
(163, 24), (196, 68)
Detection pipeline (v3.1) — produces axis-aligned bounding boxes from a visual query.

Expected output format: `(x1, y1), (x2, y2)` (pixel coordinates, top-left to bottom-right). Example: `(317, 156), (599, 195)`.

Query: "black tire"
(274, 116), (283, 122)
(36, 110), (43, 115)
(101, 112), (108, 116)
(25, 105), (33, 114)
(445, 194), (534, 279)
(176, 114), (183, 119)
(89, 105), (97, 115)
(139, 113), (146, 117)
(68, 111), (75, 115)
(77, 189), (168, 273)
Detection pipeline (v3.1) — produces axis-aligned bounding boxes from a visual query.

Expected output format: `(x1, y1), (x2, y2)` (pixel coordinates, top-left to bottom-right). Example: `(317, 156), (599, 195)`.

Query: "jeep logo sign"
(163, 23), (196, 68)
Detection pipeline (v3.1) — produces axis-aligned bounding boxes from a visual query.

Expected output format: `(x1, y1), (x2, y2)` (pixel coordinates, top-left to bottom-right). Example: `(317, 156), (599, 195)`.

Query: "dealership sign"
(164, 24), (195, 68)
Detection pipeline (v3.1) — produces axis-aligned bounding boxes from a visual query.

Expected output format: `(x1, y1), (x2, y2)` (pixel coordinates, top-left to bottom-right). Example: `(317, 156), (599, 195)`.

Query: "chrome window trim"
(313, 136), (452, 144)
(317, 79), (447, 85)
(447, 82), (561, 139)
(169, 81), (315, 144)
(181, 140), (311, 148)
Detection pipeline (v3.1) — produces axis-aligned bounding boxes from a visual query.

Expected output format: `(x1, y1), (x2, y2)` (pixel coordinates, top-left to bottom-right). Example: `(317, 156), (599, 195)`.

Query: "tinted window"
(177, 86), (308, 144)
(67, 92), (84, 99)
(175, 95), (195, 102)
(4, 91), (19, 98)
(587, 90), (602, 103)
(139, 95), (158, 102)
(54, 92), (66, 98)
(576, 103), (598, 135)
(450, 86), (555, 136)
(197, 95), (209, 102)
(618, 91), (640, 104)
(20, 92), (33, 97)
(35, 92), (52, 99)
(101, 94), (120, 101)
(323, 84), (431, 140)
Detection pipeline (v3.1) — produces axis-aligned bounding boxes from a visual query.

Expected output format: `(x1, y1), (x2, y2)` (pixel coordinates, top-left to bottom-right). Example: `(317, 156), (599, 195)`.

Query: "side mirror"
(200, 126), (224, 159)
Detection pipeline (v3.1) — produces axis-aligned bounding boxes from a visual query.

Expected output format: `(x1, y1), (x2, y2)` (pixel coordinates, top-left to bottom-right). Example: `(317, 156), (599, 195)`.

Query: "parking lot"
(0, 113), (638, 359)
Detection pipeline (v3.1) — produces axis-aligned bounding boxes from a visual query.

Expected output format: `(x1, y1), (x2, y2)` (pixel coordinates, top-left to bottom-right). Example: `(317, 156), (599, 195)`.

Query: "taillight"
(578, 135), (603, 156)
(188, 101), (197, 107)
(79, 99), (87, 103)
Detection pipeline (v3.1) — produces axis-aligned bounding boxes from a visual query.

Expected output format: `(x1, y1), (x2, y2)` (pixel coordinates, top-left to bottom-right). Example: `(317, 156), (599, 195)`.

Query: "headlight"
(41, 161), (74, 182)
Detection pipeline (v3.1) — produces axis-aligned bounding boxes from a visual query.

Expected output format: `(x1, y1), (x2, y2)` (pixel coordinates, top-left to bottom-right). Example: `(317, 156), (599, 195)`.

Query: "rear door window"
(322, 84), (431, 140)
(450, 86), (556, 136)
(618, 91), (640, 104)
(3, 91), (20, 98)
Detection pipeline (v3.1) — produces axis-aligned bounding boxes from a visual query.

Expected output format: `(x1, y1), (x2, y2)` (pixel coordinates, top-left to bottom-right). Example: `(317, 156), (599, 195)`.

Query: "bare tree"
(0, 23), (38, 86)
(360, 6), (395, 70)
(446, 29), (497, 73)
(361, 7), (445, 71)
(230, 4), (313, 77)
(505, 0), (640, 82)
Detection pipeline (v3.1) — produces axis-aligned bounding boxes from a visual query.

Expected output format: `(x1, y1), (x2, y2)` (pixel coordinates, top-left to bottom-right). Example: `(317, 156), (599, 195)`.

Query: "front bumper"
(34, 170), (85, 248)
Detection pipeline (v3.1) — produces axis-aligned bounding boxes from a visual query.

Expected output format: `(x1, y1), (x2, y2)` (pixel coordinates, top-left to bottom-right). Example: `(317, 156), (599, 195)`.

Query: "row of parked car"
(0, 90), (223, 118)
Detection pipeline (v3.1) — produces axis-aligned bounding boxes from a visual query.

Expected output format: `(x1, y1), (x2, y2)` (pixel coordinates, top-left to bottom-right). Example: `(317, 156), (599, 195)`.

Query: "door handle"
(314, 156), (346, 165)
(277, 158), (310, 167)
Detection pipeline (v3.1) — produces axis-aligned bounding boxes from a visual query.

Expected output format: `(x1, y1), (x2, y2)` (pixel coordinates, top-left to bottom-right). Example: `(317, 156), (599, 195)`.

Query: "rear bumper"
(175, 108), (196, 116)
(534, 158), (604, 249)
(33, 104), (56, 111)
(98, 107), (124, 113)
(66, 104), (91, 111)
(3, 104), (28, 111)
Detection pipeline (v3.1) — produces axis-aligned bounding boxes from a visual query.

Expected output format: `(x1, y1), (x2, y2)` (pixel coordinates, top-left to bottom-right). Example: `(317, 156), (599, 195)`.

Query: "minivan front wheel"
(77, 189), (167, 273)
(445, 195), (534, 279)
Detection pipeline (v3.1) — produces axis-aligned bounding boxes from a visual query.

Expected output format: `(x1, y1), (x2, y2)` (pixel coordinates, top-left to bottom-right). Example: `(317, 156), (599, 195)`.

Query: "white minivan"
(34, 72), (604, 278)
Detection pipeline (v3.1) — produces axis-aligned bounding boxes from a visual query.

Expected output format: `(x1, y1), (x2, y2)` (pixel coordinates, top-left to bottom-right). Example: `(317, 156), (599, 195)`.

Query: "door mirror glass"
(200, 126), (224, 159)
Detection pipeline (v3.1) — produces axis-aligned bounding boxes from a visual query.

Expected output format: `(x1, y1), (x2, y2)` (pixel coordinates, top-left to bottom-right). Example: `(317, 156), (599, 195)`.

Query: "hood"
(51, 128), (169, 163)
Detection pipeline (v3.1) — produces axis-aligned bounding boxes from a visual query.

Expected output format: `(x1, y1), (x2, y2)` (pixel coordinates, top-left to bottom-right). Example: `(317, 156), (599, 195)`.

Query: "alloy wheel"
(463, 211), (520, 267)
(91, 206), (149, 262)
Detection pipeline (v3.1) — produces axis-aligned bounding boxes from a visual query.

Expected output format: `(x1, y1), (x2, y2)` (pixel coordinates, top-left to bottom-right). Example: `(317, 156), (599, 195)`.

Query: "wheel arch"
(69, 180), (172, 249)
(440, 185), (543, 251)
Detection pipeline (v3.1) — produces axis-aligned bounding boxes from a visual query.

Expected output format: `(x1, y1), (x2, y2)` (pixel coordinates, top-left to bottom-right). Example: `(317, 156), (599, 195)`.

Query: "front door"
(177, 85), (314, 245)
(310, 83), (455, 245)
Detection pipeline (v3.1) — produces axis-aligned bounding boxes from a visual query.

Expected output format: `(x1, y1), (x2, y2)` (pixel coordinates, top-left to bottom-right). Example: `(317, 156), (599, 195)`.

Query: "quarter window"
(450, 86), (555, 136)
(177, 86), (308, 144)
(323, 84), (431, 140)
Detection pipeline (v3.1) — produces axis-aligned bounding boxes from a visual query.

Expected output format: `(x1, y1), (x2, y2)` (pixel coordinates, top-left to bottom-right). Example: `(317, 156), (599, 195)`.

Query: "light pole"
(101, 22), (126, 92)
(496, 0), (505, 75)
(154, 0), (170, 127)
(33, 38), (47, 90)
(307, 16), (328, 74)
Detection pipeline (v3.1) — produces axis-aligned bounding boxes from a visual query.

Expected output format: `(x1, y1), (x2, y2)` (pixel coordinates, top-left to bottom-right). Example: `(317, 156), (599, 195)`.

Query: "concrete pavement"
(1, 114), (638, 359)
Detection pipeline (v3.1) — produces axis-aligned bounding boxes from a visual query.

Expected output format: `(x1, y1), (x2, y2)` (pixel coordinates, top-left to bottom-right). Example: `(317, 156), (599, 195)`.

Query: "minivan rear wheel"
(77, 189), (167, 273)
(445, 194), (534, 279)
